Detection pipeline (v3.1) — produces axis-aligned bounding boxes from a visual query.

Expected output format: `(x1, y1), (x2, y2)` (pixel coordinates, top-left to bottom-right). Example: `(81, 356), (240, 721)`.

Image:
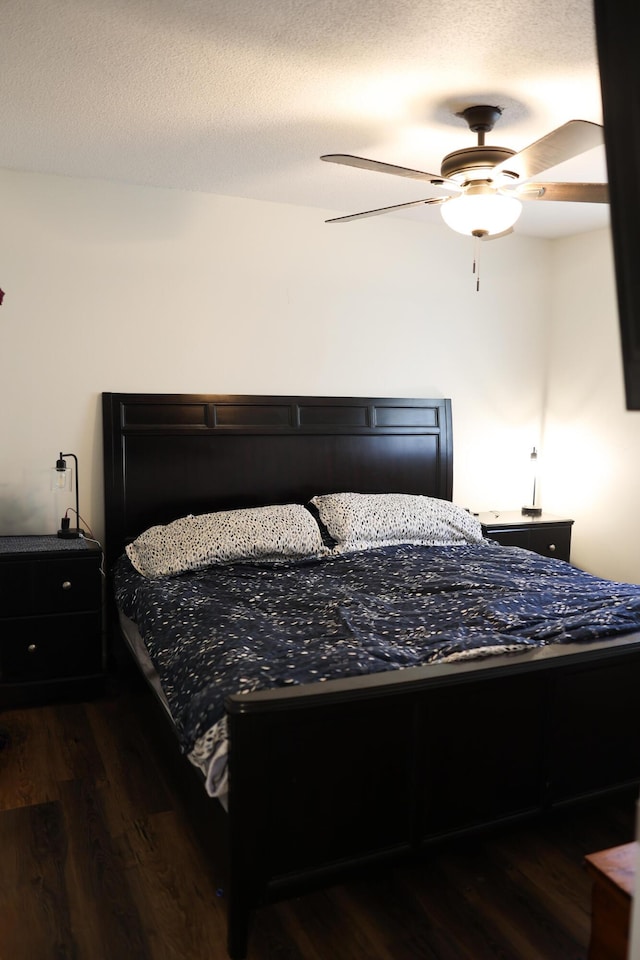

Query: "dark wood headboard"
(102, 393), (453, 566)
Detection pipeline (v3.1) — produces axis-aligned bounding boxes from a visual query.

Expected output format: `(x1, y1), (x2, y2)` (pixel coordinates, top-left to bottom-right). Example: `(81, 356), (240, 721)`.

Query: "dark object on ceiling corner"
(594, 0), (640, 411)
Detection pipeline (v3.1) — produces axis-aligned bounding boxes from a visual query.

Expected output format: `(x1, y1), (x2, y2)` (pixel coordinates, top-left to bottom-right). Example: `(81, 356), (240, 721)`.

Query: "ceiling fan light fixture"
(440, 185), (523, 237)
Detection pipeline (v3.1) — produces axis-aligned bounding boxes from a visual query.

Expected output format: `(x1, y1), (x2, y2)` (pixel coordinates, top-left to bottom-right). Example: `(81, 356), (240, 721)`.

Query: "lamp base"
(58, 517), (84, 538)
(521, 505), (542, 517)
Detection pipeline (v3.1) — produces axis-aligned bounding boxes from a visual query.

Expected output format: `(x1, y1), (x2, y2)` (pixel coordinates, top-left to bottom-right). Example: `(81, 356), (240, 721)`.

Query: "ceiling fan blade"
(326, 197), (447, 223)
(321, 154), (460, 192)
(512, 181), (609, 203)
(493, 120), (604, 181)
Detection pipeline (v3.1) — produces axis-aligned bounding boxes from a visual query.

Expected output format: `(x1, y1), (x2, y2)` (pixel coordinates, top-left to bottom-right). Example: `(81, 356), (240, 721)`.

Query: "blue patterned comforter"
(113, 542), (640, 756)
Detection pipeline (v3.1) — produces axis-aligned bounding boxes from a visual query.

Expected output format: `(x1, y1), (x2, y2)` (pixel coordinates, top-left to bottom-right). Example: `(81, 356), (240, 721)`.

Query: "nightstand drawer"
(528, 527), (572, 560)
(34, 558), (101, 613)
(0, 612), (103, 682)
(0, 556), (101, 617)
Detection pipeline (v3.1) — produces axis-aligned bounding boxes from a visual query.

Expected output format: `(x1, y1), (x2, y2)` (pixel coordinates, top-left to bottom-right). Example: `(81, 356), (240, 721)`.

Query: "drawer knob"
(27, 643), (37, 654)
(548, 544), (556, 553)
(62, 580), (72, 590)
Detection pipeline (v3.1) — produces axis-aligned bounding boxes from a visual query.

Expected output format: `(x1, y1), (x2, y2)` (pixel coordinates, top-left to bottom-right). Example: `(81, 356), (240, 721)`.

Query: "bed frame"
(102, 392), (640, 959)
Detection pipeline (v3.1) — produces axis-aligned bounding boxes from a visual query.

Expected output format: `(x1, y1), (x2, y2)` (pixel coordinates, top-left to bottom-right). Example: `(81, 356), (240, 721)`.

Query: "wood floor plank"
(487, 825), (592, 941)
(84, 696), (173, 834)
(0, 800), (75, 960)
(118, 809), (229, 960)
(0, 702), (104, 812)
(250, 904), (320, 960)
(435, 839), (586, 960)
(60, 777), (153, 960)
(397, 857), (525, 960)
(0, 706), (62, 810)
(321, 878), (443, 960)
(274, 884), (401, 960)
(51, 700), (106, 784)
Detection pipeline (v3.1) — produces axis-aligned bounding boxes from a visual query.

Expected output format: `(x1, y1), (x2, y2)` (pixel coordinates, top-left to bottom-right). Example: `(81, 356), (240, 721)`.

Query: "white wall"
(0, 167), (551, 551)
(542, 228), (640, 582)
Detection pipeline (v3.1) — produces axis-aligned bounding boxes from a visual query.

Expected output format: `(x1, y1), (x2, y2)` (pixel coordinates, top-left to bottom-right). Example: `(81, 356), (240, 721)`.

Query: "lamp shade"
(440, 185), (522, 237)
(51, 462), (72, 491)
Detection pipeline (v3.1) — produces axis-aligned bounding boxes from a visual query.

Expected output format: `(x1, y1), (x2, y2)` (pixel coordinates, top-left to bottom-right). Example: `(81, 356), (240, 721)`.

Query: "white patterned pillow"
(126, 503), (327, 578)
(309, 492), (483, 553)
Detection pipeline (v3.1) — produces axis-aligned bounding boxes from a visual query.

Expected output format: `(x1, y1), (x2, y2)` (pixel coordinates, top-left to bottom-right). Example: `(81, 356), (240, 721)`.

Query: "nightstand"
(477, 511), (574, 562)
(0, 535), (104, 705)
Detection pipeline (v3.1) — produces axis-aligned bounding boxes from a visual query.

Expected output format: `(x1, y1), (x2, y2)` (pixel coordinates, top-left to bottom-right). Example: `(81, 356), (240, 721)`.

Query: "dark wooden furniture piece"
(0, 535), (104, 705)
(477, 511), (573, 562)
(585, 841), (637, 960)
(102, 392), (640, 960)
(594, 1), (640, 410)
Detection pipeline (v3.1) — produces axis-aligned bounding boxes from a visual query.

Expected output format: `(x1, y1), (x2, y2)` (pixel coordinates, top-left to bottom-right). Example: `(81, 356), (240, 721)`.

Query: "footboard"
(224, 637), (640, 958)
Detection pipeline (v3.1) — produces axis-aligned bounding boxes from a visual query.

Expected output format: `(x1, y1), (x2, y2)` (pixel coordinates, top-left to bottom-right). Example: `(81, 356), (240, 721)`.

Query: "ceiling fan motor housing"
(441, 146), (517, 185)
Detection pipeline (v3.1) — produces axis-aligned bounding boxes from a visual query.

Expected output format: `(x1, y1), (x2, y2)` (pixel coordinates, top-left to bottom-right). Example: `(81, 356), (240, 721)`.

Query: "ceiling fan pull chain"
(472, 235), (481, 291)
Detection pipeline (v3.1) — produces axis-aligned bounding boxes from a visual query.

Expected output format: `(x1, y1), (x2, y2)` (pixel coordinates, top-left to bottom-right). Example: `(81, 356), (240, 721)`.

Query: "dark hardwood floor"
(0, 686), (636, 960)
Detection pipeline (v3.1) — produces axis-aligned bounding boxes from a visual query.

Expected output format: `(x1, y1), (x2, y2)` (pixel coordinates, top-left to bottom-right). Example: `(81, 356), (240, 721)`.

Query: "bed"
(102, 392), (640, 959)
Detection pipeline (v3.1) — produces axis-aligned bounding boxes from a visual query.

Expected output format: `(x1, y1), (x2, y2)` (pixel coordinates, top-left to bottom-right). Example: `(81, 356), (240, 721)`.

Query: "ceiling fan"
(321, 105), (608, 241)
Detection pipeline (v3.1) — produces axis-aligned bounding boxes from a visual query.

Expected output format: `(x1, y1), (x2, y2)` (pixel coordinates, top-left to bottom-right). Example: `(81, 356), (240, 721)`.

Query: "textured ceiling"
(1, 0), (608, 238)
